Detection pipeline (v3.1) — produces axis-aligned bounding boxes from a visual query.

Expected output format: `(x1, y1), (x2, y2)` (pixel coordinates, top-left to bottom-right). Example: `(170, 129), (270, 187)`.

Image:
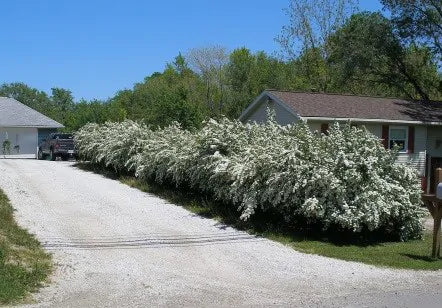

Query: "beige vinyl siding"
(415, 126), (427, 153)
(306, 121), (383, 136)
(362, 124), (382, 138)
(396, 152), (426, 176)
(308, 122), (322, 132)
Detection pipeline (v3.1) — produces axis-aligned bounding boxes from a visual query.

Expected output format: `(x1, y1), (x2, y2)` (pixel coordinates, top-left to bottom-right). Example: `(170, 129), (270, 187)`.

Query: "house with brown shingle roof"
(239, 90), (442, 193)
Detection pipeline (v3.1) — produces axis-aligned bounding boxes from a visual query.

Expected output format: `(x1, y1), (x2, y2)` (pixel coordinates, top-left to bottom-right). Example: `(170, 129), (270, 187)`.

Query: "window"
(389, 126), (408, 152)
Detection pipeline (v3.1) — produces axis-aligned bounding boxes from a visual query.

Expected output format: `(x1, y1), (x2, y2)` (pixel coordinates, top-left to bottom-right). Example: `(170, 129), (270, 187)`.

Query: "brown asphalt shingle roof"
(267, 90), (442, 123)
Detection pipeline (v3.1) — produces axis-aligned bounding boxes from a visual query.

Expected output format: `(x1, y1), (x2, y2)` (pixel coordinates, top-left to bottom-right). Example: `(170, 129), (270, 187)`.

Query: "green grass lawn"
(77, 162), (442, 271)
(0, 189), (52, 305)
(265, 232), (441, 270)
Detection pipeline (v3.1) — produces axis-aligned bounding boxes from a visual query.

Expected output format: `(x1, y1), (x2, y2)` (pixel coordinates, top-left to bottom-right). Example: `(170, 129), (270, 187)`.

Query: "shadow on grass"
(400, 254), (440, 262)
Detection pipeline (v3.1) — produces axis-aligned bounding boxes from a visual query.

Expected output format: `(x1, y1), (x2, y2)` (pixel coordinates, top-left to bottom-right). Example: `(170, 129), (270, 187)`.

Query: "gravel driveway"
(0, 159), (440, 307)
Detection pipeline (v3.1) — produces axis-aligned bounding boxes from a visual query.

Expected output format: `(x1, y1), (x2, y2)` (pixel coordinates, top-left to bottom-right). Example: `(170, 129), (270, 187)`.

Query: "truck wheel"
(50, 149), (56, 161)
(61, 155), (68, 161)
(37, 149), (43, 160)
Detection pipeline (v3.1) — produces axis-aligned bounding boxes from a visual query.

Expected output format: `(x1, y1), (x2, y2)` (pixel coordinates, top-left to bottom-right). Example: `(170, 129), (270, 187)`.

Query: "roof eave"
(302, 116), (442, 126)
(0, 125), (64, 128)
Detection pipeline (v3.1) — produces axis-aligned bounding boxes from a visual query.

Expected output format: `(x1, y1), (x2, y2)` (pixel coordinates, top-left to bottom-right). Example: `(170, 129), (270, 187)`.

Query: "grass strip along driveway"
(0, 189), (52, 305)
(77, 163), (442, 271)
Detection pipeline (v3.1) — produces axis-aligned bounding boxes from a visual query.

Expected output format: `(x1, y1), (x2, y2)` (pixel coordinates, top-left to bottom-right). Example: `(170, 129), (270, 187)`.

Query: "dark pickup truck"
(38, 133), (77, 161)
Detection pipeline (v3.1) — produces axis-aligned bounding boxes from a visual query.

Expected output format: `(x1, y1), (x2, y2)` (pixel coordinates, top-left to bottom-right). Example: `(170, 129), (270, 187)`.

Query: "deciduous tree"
(328, 12), (441, 100)
(381, 0), (442, 63)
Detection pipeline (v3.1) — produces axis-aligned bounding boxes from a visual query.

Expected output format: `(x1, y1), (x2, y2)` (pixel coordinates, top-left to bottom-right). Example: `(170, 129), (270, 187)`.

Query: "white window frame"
(389, 126), (408, 153)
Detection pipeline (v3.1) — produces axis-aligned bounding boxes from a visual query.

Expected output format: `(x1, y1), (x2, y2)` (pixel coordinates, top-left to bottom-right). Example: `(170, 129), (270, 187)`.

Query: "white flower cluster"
(75, 118), (424, 240)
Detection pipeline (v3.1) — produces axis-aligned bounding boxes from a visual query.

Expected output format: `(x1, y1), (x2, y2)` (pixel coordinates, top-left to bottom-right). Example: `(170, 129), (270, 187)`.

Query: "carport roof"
(0, 97), (63, 128)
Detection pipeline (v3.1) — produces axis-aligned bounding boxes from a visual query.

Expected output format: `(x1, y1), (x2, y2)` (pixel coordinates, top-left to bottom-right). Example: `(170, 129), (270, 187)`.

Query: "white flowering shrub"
(75, 118), (424, 240)
(74, 120), (151, 172)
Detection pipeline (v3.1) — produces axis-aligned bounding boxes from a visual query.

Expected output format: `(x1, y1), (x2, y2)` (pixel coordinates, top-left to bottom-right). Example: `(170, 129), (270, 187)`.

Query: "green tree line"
(1, 1), (440, 131)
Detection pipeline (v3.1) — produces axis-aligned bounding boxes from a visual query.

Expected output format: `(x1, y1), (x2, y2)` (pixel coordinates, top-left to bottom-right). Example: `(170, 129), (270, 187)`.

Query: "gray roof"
(0, 97), (63, 128)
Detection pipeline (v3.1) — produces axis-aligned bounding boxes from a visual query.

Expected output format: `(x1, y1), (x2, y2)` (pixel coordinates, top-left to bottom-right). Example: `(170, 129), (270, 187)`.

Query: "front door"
(430, 157), (442, 193)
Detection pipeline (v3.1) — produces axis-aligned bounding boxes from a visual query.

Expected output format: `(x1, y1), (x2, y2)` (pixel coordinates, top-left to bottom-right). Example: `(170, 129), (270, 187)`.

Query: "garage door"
(0, 127), (38, 157)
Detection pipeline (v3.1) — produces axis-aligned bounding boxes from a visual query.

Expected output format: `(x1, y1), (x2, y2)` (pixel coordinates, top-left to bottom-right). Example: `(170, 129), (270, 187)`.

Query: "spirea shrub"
(75, 120), (152, 172)
(74, 118), (424, 240)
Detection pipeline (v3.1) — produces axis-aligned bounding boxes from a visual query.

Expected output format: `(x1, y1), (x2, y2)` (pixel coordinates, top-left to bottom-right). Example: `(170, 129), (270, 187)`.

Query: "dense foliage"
(75, 119), (424, 241)
(381, 0), (441, 64)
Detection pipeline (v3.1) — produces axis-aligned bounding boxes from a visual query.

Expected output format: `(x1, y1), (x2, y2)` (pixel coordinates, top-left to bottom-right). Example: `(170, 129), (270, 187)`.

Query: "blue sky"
(0, 1), (384, 101)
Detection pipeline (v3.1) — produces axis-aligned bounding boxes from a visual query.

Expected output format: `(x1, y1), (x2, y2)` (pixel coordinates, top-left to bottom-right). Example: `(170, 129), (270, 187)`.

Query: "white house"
(0, 97), (63, 158)
(239, 90), (442, 194)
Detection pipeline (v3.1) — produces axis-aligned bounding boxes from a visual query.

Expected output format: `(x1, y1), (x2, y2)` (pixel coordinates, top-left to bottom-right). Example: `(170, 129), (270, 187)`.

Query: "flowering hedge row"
(74, 118), (424, 240)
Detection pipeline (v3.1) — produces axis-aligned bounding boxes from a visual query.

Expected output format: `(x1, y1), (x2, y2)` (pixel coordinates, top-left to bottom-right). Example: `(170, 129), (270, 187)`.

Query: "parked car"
(38, 133), (76, 161)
